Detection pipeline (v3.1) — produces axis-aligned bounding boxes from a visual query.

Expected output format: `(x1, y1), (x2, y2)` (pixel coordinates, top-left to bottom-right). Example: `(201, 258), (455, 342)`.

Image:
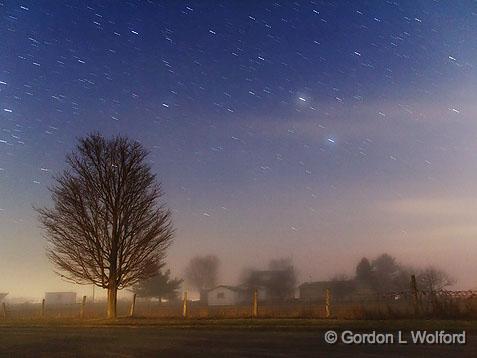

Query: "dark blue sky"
(1, 1), (477, 297)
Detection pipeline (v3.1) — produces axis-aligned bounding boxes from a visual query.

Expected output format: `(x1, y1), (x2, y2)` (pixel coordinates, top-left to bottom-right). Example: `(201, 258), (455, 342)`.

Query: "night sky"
(1, 1), (477, 298)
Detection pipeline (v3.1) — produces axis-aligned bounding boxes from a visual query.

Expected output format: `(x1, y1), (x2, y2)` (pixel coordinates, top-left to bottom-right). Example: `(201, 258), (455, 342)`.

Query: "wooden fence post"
(182, 291), (188, 318)
(325, 288), (332, 318)
(2, 302), (6, 320)
(129, 294), (136, 317)
(80, 295), (86, 319)
(41, 299), (45, 318)
(252, 288), (258, 318)
(410, 274), (420, 317)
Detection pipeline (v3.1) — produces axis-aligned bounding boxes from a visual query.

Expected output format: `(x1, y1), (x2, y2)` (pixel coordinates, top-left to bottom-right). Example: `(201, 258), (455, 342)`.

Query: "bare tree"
(37, 134), (174, 318)
(417, 267), (455, 292)
(184, 255), (220, 293)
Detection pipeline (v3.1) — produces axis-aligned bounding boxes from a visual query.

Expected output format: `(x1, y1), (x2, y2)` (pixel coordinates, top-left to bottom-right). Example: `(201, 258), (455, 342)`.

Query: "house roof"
(207, 285), (244, 293)
(45, 292), (77, 295)
(299, 281), (329, 289)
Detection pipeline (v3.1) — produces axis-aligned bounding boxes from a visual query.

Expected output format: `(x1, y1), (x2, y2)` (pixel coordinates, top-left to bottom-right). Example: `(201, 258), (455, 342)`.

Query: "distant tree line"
(131, 267), (182, 302)
(330, 253), (455, 300)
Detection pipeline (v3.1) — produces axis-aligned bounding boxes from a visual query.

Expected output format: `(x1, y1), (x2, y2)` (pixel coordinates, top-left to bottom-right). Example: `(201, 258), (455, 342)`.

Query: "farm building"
(206, 285), (267, 306)
(45, 292), (77, 305)
(207, 285), (243, 306)
(299, 281), (329, 301)
(299, 280), (376, 302)
(244, 270), (295, 301)
(299, 280), (355, 301)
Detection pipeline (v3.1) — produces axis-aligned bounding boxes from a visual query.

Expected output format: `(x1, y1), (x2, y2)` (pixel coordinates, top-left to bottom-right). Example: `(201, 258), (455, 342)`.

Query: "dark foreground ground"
(0, 319), (476, 357)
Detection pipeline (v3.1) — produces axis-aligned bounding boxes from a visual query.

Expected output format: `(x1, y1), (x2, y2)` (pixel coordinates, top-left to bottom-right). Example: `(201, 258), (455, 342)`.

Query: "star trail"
(1, 1), (477, 298)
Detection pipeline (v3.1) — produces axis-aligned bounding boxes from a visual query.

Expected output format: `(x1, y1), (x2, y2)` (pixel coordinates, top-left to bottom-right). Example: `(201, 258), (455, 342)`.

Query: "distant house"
(299, 280), (356, 302)
(206, 285), (267, 306)
(205, 269), (296, 306)
(45, 292), (77, 305)
(299, 281), (329, 301)
(245, 270), (295, 301)
(207, 285), (243, 306)
(0, 293), (7, 303)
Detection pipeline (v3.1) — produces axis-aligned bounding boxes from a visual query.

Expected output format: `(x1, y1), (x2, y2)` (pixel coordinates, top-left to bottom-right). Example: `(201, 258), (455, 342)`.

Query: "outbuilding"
(207, 285), (243, 306)
(44, 292), (77, 305)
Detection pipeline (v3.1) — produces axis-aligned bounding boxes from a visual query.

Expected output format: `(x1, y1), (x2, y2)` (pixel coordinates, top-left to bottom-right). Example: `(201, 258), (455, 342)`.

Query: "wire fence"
(2, 289), (477, 320)
(382, 289), (477, 299)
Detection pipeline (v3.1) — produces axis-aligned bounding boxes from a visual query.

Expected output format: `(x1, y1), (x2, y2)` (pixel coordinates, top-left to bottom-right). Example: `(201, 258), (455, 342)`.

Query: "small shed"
(45, 292), (77, 305)
(207, 285), (244, 306)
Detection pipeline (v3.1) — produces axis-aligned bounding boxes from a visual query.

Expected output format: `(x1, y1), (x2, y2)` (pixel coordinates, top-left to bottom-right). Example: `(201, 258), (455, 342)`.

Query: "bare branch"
(37, 133), (174, 298)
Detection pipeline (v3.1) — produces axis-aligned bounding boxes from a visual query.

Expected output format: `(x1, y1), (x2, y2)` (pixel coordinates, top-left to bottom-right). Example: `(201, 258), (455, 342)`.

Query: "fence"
(3, 281), (477, 321)
(2, 292), (477, 320)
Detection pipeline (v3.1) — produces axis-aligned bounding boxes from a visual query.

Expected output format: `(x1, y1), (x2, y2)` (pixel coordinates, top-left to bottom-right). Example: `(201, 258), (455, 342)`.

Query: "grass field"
(0, 318), (476, 357)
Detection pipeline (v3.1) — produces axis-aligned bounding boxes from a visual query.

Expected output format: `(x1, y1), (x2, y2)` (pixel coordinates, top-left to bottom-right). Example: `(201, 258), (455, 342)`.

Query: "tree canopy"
(184, 255), (220, 291)
(132, 268), (183, 301)
(37, 133), (174, 318)
(354, 254), (454, 294)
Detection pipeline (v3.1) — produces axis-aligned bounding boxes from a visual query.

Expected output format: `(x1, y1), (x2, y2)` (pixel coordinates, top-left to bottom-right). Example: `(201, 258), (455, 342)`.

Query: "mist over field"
(1, 1), (477, 302)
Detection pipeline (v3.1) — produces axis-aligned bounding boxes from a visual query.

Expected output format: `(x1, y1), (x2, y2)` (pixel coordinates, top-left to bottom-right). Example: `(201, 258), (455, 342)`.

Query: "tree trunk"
(107, 285), (118, 319)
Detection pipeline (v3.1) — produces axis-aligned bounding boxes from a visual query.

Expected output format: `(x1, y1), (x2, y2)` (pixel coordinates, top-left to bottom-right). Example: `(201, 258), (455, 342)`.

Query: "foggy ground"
(0, 320), (475, 357)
